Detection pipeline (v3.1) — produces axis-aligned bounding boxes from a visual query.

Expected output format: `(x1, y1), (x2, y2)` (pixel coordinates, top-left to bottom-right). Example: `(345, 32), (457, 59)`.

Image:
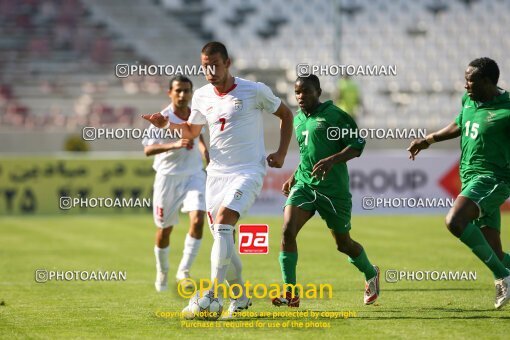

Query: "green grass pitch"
(1, 214), (510, 339)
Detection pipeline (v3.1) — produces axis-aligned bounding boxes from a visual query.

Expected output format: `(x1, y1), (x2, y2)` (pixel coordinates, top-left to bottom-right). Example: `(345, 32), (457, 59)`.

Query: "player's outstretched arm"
(407, 121), (460, 160)
(312, 146), (361, 180)
(267, 102), (293, 168)
(143, 140), (194, 156)
(141, 113), (203, 140)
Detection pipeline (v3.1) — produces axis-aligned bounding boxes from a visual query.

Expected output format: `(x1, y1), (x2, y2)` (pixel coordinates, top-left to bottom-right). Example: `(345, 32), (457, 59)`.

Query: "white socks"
(210, 224), (235, 286)
(156, 224), (245, 300)
(177, 234), (202, 274)
(226, 249), (246, 300)
(154, 245), (170, 273)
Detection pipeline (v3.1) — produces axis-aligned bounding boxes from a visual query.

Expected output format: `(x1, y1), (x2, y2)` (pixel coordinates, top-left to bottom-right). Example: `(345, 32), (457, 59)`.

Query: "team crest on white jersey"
(233, 99), (243, 111)
(234, 190), (243, 200)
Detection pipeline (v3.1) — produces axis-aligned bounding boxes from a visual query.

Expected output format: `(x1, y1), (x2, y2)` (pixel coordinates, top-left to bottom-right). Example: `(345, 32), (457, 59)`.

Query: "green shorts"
(284, 181), (352, 233)
(460, 175), (510, 231)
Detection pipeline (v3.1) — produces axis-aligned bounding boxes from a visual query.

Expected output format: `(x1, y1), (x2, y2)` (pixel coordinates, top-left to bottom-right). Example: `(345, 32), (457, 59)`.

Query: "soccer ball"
(184, 290), (223, 321)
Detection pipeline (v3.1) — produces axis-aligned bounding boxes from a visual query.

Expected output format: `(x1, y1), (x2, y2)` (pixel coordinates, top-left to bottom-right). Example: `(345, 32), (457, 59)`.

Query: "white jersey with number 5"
(188, 77), (281, 176)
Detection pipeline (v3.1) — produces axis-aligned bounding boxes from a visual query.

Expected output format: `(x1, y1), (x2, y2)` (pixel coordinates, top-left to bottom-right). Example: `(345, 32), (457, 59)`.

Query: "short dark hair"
(296, 74), (321, 91)
(169, 75), (192, 91)
(201, 41), (229, 61)
(469, 57), (499, 85)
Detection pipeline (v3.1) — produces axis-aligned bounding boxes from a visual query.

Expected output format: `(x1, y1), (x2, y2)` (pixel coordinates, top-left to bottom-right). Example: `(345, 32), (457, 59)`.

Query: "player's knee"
(160, 227), (172, 238)
(336, 241), (351, 254)
(190, 213), (205, 228)
(215, 208), (240, 225)
(444, 214), (455, 232)
(445, 214), (465, 237)
(155, 227), (172, 247)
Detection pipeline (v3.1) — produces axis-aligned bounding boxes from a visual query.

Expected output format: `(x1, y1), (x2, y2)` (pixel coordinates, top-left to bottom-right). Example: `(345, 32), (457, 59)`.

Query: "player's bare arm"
(266, 102), (293, 168)
(143, 139), (194, 156)
(141, 113), (203, 140)
(312, 146), (362, 180)
(407, 121), (461, 160)
(198, 134), (210, 165)
(282, 168), (298, 196)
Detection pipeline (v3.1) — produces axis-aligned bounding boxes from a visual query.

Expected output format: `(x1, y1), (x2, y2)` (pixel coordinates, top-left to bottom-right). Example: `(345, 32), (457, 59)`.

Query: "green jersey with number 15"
(455, 91), (510, 183)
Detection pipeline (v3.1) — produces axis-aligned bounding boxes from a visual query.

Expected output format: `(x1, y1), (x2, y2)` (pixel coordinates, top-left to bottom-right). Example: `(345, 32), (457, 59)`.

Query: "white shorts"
(152, 170), (206, 228)
(205, 173), (264, 226)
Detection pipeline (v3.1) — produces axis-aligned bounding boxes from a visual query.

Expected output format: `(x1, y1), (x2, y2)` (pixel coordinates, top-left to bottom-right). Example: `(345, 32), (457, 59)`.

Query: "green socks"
(348, 248), (377, 280)
(460, 223), (509, 279)
(502, 253), (510, 269)
(279, 251), (298, 290)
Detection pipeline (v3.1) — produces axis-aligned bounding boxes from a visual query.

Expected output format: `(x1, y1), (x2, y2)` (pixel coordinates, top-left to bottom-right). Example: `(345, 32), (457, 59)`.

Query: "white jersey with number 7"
(188, 77), (281, 176)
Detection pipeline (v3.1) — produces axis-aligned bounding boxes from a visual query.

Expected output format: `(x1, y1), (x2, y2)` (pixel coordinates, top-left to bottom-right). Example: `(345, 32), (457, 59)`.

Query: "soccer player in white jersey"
(142, 76), (209, 292)
(142, 42), (293, 317)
